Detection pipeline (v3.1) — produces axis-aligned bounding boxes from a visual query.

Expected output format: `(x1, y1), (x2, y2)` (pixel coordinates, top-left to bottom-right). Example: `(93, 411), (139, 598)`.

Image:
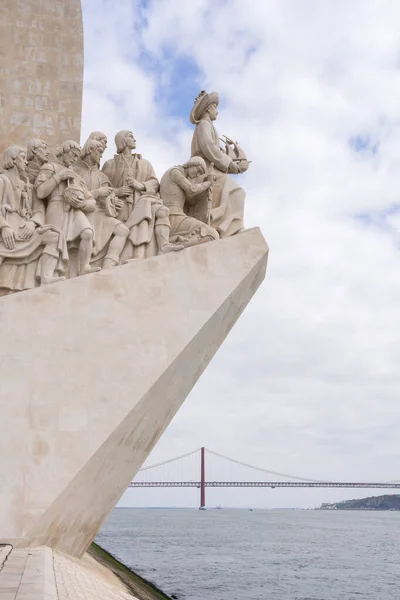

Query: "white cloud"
(82, 0), (400, 507)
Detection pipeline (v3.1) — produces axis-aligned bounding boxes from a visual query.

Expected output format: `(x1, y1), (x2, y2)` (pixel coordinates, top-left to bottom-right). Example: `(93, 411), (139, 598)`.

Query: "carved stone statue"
(0, 146), (65, 294)
(0, 98), (253, 296)
(102, 130), (182, 258)
(26, 139), (50, 185)
(75, 139), (112, 200)
(190, 91), (246, 237)
(35, 140), (100, 276)
(87, 131), (108, 157)
(160, 157), (219, 247)
(74, 139), (129, 269)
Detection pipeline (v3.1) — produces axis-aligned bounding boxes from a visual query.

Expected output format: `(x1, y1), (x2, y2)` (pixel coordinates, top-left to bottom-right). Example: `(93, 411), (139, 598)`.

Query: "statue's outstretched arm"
(196, 121), (231, 172)
(174, 169), (210, 204)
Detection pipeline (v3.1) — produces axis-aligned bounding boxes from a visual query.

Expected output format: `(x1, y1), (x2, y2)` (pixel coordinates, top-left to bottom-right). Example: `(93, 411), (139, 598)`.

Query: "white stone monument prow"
(0, 227), (268, 557)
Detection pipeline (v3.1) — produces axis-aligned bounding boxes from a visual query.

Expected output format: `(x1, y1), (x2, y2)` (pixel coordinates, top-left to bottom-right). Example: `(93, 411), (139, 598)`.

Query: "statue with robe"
(160, 156), (219, 247)
(74, 138), (129, 269)
(102, 130), (182, 259)
(190, 90), (246, 238)
(0, 146), (65, 294)
(35, 140), (99, 277)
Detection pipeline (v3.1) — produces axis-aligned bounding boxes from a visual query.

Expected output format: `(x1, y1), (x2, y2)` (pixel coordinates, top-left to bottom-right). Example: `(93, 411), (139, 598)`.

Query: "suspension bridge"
(129, 447), (400, 509)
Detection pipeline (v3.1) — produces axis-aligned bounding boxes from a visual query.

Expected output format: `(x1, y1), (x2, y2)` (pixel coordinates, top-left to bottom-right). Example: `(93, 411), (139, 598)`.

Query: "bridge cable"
(138, 448), (201, 472)
(205, 448), (330, 483)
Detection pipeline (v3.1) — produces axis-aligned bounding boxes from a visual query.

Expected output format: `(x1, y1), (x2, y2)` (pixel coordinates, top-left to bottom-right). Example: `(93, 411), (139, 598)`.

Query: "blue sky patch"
(349, 134), (379, 155)
(355, 203), (400, 234)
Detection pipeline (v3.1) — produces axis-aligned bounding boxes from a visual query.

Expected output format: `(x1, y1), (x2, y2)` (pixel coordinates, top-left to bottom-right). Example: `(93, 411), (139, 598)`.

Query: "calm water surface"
(96, 508), (400, 600)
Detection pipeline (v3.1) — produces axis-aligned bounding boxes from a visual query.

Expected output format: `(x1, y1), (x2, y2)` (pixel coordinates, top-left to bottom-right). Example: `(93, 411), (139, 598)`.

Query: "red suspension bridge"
(129, 447), (400, 509)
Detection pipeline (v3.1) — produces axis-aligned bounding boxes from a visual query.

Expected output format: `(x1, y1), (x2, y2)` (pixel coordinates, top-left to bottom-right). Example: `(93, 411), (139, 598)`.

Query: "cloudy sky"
(81, 0), (400, 508)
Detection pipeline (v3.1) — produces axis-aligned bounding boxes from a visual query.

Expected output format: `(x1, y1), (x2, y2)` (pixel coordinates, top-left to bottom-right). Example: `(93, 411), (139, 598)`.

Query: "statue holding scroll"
(0, 146), (65, 294)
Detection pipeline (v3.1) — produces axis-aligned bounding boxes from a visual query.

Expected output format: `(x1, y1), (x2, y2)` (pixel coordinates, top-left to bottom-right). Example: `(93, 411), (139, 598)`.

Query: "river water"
(96, 508), (400, 600)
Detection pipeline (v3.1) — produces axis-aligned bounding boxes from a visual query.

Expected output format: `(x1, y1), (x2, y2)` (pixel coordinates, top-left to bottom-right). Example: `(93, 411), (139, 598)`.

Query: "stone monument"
(0, 0), (269, 576)
(0, 1), (83, 153)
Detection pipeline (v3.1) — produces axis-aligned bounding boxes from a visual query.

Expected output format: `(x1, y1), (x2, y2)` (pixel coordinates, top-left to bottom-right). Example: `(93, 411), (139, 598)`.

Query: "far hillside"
(319, 494), (400, 511)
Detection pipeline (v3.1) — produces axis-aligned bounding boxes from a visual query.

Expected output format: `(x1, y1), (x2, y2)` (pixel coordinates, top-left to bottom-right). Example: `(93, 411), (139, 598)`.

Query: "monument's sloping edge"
(21, 238), (268, 556)
(0, 228), (268, 558)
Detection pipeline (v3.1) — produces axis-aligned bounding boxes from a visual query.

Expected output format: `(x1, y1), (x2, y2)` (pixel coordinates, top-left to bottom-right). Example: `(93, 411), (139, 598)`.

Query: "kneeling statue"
(160, 157), (219, 247)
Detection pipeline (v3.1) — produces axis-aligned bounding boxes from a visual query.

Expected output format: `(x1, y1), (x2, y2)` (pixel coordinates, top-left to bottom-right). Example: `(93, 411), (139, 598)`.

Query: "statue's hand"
(229, 161), (241, 175)
(2, 226), (15, 250)
(114, 196), (123, 210)
(205, 173), (216, 184)
(19, 221), (36, 240)
(127, 178), (145, 192)
(57, 168), (76, 182)
(97, 186), (112, 199)
(116, 186), (132, 197)
(68, 196), (86, 209)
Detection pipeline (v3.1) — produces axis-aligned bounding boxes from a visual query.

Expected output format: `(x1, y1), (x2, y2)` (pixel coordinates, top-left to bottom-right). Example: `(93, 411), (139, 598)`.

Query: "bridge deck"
(129, 481), (400, 489)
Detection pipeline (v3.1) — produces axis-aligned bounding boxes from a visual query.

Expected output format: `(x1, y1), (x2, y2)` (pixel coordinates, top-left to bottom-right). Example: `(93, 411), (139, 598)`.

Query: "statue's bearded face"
(90, 146), (102, 164)
(63, 148), (81, 167)
(99, 136), (107, 151)
(35, 142), (49, 165)
(15, 151), (27, 174)
(125, 132), (136, 150)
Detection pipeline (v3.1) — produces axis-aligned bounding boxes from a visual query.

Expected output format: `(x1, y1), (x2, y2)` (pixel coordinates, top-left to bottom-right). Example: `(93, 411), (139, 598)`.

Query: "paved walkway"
(0, 546), (137, 600)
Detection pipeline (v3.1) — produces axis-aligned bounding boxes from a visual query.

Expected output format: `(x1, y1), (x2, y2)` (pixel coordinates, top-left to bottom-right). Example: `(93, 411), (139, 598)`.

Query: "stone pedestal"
(0, 228), (268, 557)
(0, 0), (83, 153)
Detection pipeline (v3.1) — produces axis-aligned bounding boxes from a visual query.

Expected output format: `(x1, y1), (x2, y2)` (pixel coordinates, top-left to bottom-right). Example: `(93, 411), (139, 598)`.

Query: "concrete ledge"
(0, 547), (58, 600)
(0, 545), (12, 571)
(0, 547), (29, 600)
(16, 547), (58, 600)
(0, 546), (143, 599)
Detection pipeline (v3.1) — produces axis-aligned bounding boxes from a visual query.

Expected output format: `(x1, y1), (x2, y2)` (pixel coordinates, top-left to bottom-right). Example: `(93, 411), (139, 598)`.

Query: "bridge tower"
(200, 447), (206, 510)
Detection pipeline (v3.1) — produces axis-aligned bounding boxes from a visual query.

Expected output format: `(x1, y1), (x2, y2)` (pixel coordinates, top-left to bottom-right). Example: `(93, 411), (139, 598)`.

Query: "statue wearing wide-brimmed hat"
(189, 90), (248, 238)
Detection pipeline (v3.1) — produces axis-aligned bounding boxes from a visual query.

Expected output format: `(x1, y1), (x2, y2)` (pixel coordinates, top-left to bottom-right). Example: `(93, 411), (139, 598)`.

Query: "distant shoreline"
(318, 494), (400, 511)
